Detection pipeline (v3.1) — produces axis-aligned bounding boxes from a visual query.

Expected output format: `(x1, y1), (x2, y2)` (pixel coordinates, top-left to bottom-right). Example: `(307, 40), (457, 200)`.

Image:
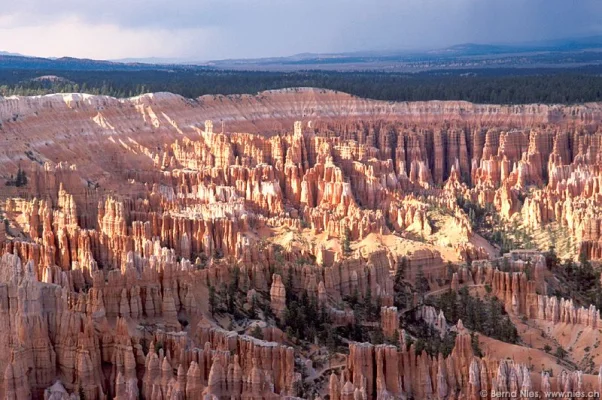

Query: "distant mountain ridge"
(429, 36), (602, 56)
(2, 34), (602, 72)
(204, 35), (602, 71)
(0, 54), (200, 71)
(0, 51), (25, 57)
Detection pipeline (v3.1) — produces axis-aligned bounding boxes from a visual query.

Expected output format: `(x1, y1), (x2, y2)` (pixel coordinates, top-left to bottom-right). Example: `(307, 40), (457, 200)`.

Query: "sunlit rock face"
(1, 89), (602, 398)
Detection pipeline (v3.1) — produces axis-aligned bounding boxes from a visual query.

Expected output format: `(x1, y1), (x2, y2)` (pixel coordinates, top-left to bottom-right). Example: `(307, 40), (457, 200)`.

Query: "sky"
(0, 0), (601, 61)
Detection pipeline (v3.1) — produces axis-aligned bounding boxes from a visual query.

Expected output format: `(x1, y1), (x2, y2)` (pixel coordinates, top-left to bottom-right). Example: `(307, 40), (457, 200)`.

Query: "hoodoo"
(0, 89), (602, 398)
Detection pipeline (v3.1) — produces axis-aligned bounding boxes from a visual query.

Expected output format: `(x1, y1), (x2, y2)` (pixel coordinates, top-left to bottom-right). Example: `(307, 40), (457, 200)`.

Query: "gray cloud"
(0, 0), (600, 60)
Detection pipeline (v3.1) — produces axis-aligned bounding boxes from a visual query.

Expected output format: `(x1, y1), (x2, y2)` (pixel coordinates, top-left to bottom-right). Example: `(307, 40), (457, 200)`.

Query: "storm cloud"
(0, 0), (600, 60)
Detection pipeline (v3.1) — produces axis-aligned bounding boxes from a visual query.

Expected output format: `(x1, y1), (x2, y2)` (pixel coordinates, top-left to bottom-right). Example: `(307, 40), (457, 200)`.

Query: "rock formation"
(0, 89), (601, 398)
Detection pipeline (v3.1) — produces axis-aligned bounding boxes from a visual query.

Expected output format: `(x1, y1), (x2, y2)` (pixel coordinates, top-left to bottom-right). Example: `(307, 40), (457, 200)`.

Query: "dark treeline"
(2, 68), (602, 104)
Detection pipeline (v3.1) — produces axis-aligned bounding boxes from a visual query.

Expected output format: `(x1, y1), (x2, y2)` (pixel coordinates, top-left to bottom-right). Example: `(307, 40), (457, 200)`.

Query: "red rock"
(270, 274), (286, 321)
(2, 90), (602, 399)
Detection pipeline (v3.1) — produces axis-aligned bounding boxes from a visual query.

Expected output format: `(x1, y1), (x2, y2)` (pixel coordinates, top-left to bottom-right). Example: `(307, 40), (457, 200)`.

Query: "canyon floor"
(0, 88), (602, 399)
